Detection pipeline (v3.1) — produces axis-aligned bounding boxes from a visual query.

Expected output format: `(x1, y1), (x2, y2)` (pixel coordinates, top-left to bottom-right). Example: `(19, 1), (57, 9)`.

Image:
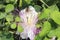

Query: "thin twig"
(40, 0), (49, 7)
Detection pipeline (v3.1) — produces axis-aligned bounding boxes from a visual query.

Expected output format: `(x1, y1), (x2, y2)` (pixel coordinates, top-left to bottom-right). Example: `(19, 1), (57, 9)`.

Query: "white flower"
(19, 6), (38, 40)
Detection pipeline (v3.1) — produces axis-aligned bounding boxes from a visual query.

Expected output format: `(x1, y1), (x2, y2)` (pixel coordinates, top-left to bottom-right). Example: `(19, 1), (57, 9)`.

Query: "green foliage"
(55, 27), (60, 37)
(39, 21), (51, 37)
(48, 5), (59, 11)
(36, 24), (41, 28)
(15, 16), (21, 22)
(25, 0), (32, 4)
(51, 11), (60, 25)
(58, 37), (60, 40)
(19, 0), (22, 7)
(43, 37), (50, 40)
(6, 13), (13, 22)
(5, 0), (15, 3)
(17, 24), (24, 32)
(0, 4), (5, 9)
(5, 4), (14, 13)
(0, 0), (60, 40)
(34, 5), (42, 12)
(0, 31), (14, 40)
(39, 8), (50, 20)
(48, 30), (56, 38)
(35, 34), (42, 40)
(48, 27), (60, 38)
(0, 12), (6, 19)
(10, 23), (16, 29)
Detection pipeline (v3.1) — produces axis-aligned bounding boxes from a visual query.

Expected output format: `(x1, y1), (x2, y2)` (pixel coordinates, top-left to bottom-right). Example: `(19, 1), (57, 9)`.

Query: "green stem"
(19, 0), (22, 7)
(40, 0), (49, 7)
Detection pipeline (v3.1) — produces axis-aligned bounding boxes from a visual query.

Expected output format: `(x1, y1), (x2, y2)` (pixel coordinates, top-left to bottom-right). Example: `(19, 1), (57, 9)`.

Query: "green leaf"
(55, 27), (60, 37)
(0, 4), (5, 9)
(0, 31), (2, 36)
(17, 24), (23, 32)
(49, 5), (59, 12)
(48, 30), (56, 38)
(11, 23), (16, 29)
(39, 8), (50, 20)
(39, 21), (51, 37)
(5, 22), (11, 25)
(15, 16), (21, 22)
(34, 34), (42, 40)
(5, 4), (14, 13)
(10, 0), (15, 2)
(50, 11), (60, 25)
(58, 37), (60, 40)
(48, 27), (60, 38)
(36, 24), (41, 28)
(0, 12), (6, 19)
(1, 36), (7, 40)
(6, 14), (13, 22)
(43, 37), (50, 40)
(0, 37), (1, 40)
(25, 0), (32, 4)
(5, 0), (15, 3)
(34, 5), (41, 12)
(1, 36), (14, 40)
(39, 5), (59, 20)
(5, 0), (10, 3)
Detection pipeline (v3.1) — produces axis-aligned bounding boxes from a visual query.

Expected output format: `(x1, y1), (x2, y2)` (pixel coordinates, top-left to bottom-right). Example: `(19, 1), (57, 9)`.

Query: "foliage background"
(0, 0), (60, 40)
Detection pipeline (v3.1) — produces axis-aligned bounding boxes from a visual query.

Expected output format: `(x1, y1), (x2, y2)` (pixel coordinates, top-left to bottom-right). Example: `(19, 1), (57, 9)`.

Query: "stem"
(19, 0), (22, 7)
(40, 0), (49, 7)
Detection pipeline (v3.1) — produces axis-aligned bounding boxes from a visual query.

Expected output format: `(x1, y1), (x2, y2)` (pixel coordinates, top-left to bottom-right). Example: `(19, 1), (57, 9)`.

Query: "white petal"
(20, 32), (28, 39)
(29, 6), (35, 11)
(28, 30), (35, 40)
